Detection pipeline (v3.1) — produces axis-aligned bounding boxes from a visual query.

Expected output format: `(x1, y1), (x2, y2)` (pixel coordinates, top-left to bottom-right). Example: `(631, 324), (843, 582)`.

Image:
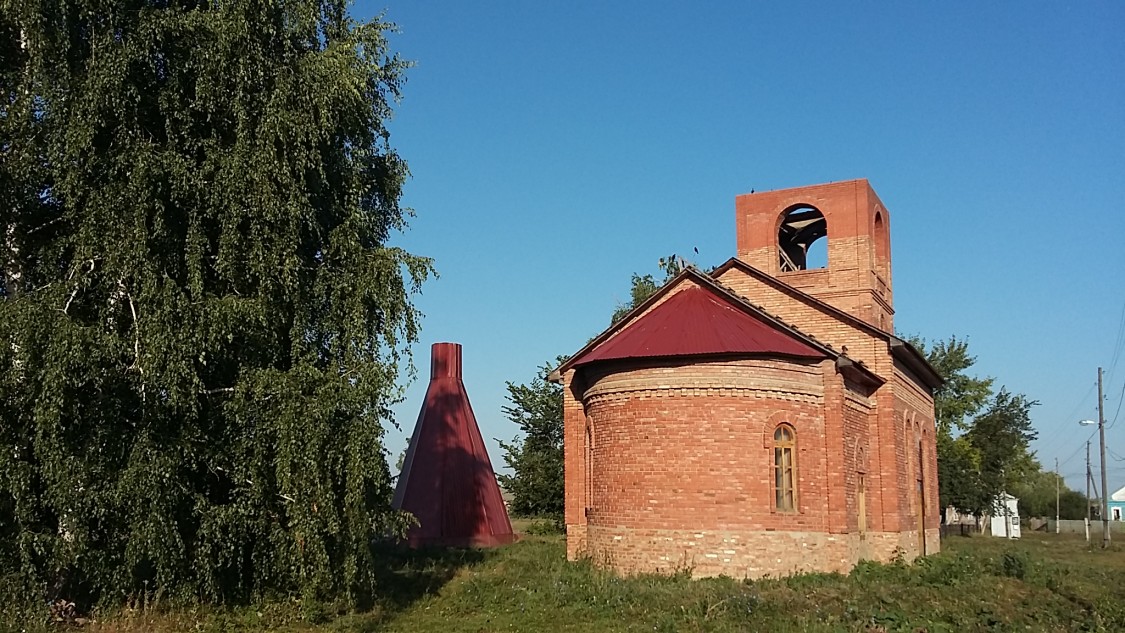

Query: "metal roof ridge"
(711, 257), (941, 388)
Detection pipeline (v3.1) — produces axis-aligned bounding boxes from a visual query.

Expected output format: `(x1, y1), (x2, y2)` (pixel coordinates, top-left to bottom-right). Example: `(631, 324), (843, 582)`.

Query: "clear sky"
(354, 1), (1125, 495)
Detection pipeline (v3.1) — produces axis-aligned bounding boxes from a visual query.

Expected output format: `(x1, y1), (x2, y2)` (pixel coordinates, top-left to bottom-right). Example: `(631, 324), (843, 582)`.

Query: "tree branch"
(62, 260), (96, 314)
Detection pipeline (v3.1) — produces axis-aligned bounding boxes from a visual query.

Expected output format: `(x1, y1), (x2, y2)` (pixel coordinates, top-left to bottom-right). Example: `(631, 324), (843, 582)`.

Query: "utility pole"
(1098, 367), (1110, 548)
(1055, 457), (1060, 534)
(1086, 441), (1092, 542)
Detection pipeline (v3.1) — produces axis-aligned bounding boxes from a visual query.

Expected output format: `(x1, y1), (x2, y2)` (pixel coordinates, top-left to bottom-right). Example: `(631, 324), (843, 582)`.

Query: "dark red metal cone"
(392, 342), (516, 547)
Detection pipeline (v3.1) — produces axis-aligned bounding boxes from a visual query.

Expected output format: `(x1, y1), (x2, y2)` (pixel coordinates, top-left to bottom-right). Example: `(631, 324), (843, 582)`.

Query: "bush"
(524, 518), (564, 536)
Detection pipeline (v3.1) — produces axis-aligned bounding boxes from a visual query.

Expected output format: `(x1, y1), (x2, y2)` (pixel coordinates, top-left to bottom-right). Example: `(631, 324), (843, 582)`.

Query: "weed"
(52, 533), (1125, 632)
(523, 518), (563, 536)
(998, 551), (1028, 579)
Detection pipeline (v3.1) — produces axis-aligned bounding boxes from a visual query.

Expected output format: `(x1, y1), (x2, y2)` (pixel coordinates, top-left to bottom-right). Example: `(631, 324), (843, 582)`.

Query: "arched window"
(774, 424), (797, 512)
(778, 205), (827, 271)
(873, 211), (888, 269)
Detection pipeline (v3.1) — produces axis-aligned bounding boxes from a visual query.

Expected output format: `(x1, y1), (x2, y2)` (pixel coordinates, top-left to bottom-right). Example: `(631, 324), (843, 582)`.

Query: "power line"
(1106, 376), (1125, 430)
(1037, 380), (1099, 449)
(1059, 429), (1097, 469)
(1064, 466), (1125, 477)
(1105, 297), (1125, 384)
(1062, 381), (1098, 423)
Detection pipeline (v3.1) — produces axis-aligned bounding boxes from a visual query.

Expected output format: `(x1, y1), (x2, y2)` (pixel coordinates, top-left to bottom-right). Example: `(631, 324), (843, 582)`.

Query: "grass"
(44, 532), (1125, 632)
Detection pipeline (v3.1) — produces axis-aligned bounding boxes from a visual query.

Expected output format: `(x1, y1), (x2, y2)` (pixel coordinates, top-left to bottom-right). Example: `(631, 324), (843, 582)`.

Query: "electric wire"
(1058, 428), (1097, 469)
(1037, 380), (1098, 451)
(1105, 297), (1125, 385)
(1106, 376), (1125, 430)
(1062, 467), (1125, 478)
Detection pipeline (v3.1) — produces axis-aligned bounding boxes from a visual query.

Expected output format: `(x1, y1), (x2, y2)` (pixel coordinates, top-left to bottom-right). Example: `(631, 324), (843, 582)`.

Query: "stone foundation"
(569, 524), (940, 579)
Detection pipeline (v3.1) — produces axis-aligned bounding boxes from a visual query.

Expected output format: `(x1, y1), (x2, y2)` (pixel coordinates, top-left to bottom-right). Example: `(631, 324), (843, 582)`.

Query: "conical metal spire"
(393, 343), (515, 547)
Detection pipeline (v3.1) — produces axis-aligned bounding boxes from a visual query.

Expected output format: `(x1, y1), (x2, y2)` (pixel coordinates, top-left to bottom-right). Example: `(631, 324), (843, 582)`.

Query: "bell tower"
(734, 179), (893, 332)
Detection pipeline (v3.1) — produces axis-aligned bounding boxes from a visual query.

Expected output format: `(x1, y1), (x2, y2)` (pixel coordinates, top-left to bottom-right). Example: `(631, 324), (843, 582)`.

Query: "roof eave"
(835, 356), (886, 389)
(557, 267), (711, 374)
(713, 257), (943, 389)
(889, 336), (944, 390)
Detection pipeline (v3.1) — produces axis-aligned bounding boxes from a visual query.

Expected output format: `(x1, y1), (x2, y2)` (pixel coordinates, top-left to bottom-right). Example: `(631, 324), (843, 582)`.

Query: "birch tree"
(0, 0), (431, 615)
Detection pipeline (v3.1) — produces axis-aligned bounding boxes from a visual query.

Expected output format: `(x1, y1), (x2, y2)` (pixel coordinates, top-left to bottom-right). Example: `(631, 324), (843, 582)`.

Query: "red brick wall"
(563, 355), (933, 578)
(563, 180), (940, 577)
(714, 260), (937, 546)
(715, 266), (885, 372)
(734, 179), (893, 332)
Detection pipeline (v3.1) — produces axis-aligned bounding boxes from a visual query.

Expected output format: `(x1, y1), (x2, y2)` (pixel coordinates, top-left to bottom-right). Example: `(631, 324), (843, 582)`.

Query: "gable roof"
(710, 258), (943, 389)
(559, 268), (881, 389)
(1112, 485), (1125, 502)
(570, 284), (826, 368)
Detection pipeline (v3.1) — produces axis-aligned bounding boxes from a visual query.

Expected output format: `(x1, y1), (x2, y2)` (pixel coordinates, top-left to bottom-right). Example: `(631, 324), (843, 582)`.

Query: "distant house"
(944, 493), (1020, 537)
(943, 505), (982, 530)
(1110, 485), (1125, 522)
(989, 493), (1021, 538)
(498, 481), (515, 511)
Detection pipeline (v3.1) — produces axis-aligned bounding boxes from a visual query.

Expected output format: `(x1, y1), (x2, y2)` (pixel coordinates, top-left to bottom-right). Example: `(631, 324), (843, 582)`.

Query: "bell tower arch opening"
(873, 211), (889, 279)
(778, 205), (827, 272)
(734, 179), (896, 332)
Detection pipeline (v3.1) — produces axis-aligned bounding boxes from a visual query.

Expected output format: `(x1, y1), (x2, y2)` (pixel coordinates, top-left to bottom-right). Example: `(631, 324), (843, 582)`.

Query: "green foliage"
(498, 360), (565, 519)
(609, 254), (685, 324)
(394, 438), (410, 473)
(916, 337), (1047, 520)
(74, 534), (1125, 632)
(0, 0), (431, 619)
(935, 432), (991, 519)
(1058, 489), (1090, 520)
(913, 336), (1089, 521)
(998, 550), (1028, 579)
(967, 389), (1039, 511)
(523, 518), (564, 536)
(910, 335), (994, 434)
(610, 273), (660, 324)
(1008, 457), (1091, 520)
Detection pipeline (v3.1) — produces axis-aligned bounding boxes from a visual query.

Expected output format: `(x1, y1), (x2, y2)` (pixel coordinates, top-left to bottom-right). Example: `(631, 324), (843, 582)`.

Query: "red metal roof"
(571, 284), (826, 367)
(711, 258), (942, 388)
(392, 343), (515, 548)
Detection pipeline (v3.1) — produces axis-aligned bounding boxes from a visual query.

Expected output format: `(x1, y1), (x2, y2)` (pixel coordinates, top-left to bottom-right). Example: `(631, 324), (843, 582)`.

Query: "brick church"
(557, 179), (942, 578)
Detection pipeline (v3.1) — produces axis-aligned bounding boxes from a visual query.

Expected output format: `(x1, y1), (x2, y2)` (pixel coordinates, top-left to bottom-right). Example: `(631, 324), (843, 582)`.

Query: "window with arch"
(778, 205), (827, 271)
(873, 211), (888, 269)
(773, 424), (797, 512)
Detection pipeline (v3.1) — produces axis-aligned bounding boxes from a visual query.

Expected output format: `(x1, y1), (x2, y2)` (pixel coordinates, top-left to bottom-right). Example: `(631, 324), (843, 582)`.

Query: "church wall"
(571, 359), (836, 577)
(892, 360), (941, 543)
(581, 359), (827, 533)
(715, 267), (885, 372)
(709, 269), (937, 562)
(715, 266), (910, 533)
(565, 277), (711, 558)
(841, 382), (875, 535)
(565, 357), (923, 578)
(563, 368), (587, 561)
(565, 179), (941, 574)
(734, 179), (894, 331)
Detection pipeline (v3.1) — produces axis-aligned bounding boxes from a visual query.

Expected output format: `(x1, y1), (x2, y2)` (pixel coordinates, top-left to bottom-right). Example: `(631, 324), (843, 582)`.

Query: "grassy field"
(67, 530), (1125, 632)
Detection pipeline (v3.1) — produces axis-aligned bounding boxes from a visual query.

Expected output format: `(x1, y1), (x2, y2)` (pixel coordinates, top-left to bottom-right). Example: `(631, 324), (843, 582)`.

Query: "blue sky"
(355, 1), (1125, 494)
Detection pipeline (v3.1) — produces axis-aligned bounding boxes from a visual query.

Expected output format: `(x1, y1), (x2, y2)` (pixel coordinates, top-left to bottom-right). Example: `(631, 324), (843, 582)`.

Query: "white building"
(989, 493), (1020, 538)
